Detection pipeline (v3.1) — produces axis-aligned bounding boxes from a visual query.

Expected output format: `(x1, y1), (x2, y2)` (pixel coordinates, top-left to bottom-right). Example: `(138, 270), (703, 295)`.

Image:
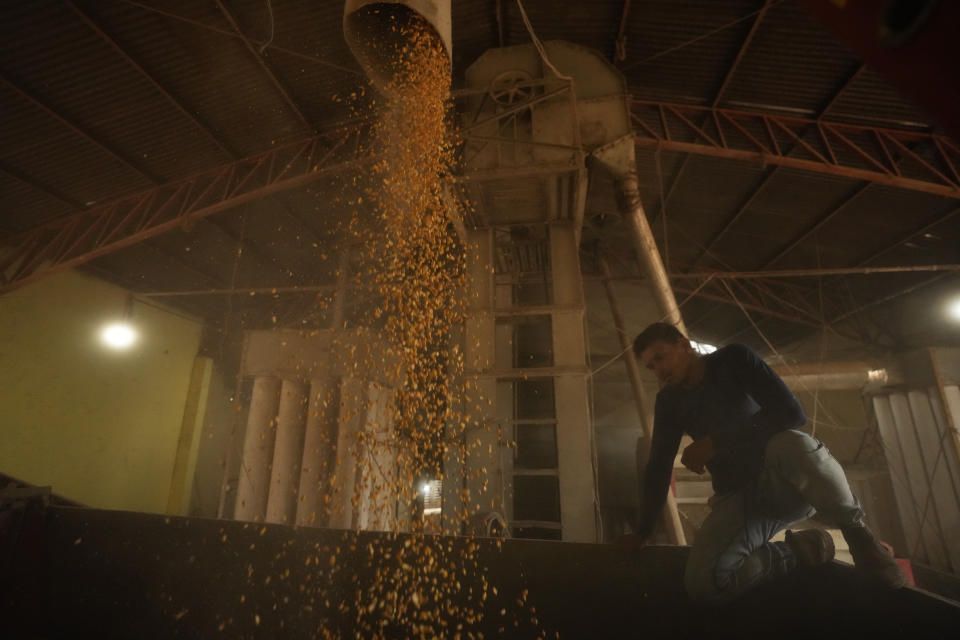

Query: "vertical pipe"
(234, 376), (281, 522)
(296, 377), (341, 527)
(265, 379), (309, 524)
(598, 252), (686, 545)
(617, 171), (688, 335)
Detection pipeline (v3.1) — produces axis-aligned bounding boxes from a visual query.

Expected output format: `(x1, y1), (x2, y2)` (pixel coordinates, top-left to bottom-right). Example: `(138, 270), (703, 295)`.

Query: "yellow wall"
(0, 269), (203, 513)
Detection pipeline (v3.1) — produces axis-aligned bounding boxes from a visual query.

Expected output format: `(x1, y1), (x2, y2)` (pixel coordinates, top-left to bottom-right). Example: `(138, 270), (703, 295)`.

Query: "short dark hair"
(633, 322), (687, 356)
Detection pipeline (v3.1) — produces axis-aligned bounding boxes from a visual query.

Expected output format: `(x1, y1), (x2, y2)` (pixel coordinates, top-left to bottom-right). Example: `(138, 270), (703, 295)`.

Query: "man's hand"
(681, 436), (715, 474)
(613, 533), (648, 551)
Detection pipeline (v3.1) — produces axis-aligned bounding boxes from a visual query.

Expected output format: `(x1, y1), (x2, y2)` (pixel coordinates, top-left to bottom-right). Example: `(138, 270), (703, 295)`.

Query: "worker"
(624, 322), (905, 604)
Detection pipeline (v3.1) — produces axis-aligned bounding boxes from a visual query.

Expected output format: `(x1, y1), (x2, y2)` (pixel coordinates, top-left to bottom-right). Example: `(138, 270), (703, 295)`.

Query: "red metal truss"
(0, 127), (370, 293)
(632, 100), (960, 199)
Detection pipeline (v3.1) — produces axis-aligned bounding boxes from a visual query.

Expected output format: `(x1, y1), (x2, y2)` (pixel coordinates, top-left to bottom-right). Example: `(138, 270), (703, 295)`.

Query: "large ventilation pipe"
(343, 0), (452, 92)
(591, 135), (689, 337)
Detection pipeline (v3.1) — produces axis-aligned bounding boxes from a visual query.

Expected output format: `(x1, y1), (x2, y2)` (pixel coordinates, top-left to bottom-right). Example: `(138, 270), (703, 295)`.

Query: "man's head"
(633, 322), (697, 387)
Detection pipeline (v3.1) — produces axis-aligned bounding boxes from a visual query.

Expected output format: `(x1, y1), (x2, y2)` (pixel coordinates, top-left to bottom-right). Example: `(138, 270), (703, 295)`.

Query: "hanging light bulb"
(948, 296), (960, 322)
(100, 295), (138, 350)
(100, 323), (137, 349)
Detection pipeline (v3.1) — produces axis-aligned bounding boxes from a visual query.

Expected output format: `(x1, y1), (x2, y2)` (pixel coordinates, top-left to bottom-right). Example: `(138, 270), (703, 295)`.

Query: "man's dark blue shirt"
(636, 343), (806, 537)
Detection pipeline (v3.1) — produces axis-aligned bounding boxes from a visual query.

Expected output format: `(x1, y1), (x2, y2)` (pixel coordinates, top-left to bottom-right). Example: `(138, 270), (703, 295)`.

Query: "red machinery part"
(802, 0), (960, 141)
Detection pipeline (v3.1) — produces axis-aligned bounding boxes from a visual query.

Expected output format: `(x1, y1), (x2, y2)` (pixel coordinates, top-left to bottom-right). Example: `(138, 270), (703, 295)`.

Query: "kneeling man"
(631, 323), (905, 604)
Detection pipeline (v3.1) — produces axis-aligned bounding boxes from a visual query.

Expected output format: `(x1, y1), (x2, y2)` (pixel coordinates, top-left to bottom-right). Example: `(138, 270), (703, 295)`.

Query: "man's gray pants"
(684, 429), (864, 604)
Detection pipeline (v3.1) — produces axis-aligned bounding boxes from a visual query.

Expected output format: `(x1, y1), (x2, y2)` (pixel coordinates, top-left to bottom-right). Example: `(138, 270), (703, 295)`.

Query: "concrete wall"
(0, 269), (203, 513)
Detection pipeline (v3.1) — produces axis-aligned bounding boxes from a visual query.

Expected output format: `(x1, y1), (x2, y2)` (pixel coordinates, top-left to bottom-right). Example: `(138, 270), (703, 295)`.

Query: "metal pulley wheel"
(488, 69), (535, 105)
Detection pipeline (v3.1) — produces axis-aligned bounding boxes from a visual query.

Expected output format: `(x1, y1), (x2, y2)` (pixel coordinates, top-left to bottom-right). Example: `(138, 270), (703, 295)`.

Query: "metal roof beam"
(0, 128), (369, 293)
(79, 262), (214, 320)
(0, 75), (161, 185)
(65, 0), (238, 161)
(674, 263), (960, 280)
(633, 101), (960, 198)
(689, 65), (863, 269)
(648, 3), (770, 228)
(673, 284), (821, 328)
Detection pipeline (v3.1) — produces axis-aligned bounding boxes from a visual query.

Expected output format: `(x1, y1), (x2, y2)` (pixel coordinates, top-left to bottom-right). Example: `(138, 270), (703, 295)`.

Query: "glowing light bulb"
(949, 297), (960, 322)
(100, 323), (137, 350)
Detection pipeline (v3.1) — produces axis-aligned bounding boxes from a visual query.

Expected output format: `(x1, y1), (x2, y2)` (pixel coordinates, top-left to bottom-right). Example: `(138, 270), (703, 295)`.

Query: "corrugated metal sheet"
(1, 1), (228, 181)
(722, 1), (857, 115)
(84, 0), (317, 151)
(452, 0), (498, 77)
(227, 0), (365, 129)
(714, 168), (858, 267)
(0, 171), (76, 230)
(501, 0), (623, 63)
(623, 0), (757, 104)
(873, 389), (960, 573)
(830, 67), (935, 129)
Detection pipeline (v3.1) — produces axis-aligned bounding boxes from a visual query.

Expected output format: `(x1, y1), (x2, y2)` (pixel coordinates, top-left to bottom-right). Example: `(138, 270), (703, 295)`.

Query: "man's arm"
(729, 343), (806, 435)
(635, 397), (684, 538)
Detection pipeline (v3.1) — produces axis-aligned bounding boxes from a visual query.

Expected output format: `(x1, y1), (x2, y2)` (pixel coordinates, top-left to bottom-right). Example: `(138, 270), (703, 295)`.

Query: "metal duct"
(343, 0), (452, 92)
(774, 361), (891, 392)
(590, 135), (688, 336)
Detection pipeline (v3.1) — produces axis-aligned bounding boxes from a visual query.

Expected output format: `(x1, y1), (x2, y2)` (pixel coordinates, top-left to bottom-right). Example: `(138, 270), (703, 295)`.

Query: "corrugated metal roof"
(622, 0), (757, 104)
(830, 66), (935, 129)
(452, 0), (498, 79)
(722, 1), (857, 115)
(501, 0), (623, 62)
(0, 0), (955, 344)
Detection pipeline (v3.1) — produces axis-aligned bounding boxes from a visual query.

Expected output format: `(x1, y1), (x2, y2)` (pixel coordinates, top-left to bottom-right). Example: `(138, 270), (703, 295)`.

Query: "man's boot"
(842, 525), (907, 588)
(785, 529), (835, 568)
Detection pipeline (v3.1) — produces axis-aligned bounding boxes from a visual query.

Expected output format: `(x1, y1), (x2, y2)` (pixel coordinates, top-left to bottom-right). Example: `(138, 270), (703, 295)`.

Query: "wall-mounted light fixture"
(99, 295), (138, 351)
